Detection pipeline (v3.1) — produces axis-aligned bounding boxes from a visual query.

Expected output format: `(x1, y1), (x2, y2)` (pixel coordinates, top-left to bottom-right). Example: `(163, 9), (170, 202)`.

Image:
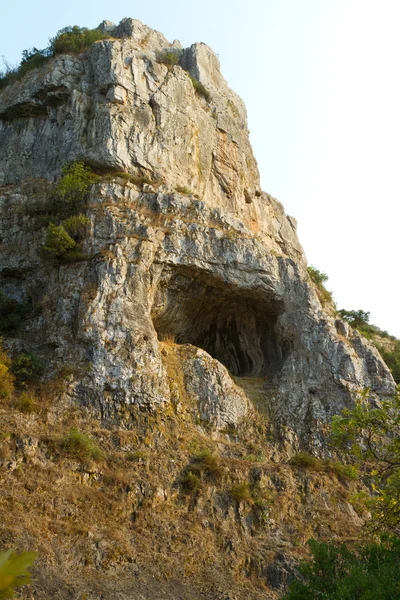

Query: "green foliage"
(62, 214), (90, 242)
(0, 293), (32, 335)
(332, 389), (400, 531)
(0, 343), (14, 399)
(60, 428), (104, 462)
(338, 309), (371, 330)
(40, 223), (76, 261)
(307, 266), (334, 305)
(54, 162), (96, 215)
(0, 549), (36, 598)
(155, 49), (181, 66)
(230, 482), (251, 503)
(191, 449), (223, 479)
(15, 392), (39, 414)
(289, 452), (320, 469)
(11, 353), (44, 386)
(189, 75), (211, 101)
(307, 266), (328, 287)
(0, 49), (49, 89)
(0, 25), (106, 89)
(39, 163), (94, 262)
(378, 341), (400, 384)
(49, 26), (106, 56)
(337, 308), (400, 383)
(282, 536), (400, 600)
(289, 452), (358, 480)
(181, 471), (202, 495)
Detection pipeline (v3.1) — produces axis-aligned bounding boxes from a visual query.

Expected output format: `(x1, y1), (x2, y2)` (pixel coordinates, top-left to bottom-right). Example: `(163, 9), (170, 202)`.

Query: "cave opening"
(151, 268), (287, 377)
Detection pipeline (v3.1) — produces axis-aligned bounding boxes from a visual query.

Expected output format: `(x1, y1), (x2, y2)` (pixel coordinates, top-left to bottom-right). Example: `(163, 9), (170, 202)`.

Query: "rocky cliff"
(0, 18), (396, 599)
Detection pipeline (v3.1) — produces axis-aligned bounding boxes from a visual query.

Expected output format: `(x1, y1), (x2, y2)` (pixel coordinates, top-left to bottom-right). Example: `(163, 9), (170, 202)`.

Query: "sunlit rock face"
(0, 17), (395, 445)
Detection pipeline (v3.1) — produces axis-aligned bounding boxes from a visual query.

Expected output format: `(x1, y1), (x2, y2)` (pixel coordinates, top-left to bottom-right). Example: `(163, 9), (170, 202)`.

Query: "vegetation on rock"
(282, 536), (400, 600)
(11, 353), (45, 386)
(285, 389), (400, 597)
(39, 162), (94, 262)
(338, 308), (400, 383)
(155, 48), (181, 66)
(60, 428), (104, 463)
(307, 266), (334, 306)
(332, 389), (400, 532)
(189, 75), (211, 101)
(0, 26), (107, 89)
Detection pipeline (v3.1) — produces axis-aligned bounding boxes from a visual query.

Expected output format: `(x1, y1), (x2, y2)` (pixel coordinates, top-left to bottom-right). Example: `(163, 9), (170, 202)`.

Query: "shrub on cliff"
(54, 162), (96, 215)
(40, 223), (77, 261)
(60, 428), (104, 462)
(0, 26), (107, 89)
(189, 75), (211, 101)
(62, 214), (90, 242)
(307, 266), (334, 306)
(11, 352), (45, 386)
(49, 26), (106, 55)
(155, 49), (181, 66)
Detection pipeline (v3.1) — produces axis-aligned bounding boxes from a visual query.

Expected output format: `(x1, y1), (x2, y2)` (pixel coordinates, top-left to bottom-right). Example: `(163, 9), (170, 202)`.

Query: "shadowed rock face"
(0, 18), (396, 446)
(152, 267), (286, 377)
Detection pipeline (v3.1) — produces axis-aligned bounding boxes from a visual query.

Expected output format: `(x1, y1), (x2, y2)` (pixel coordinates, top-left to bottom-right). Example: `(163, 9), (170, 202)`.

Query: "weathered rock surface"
(0, 18), (395, 444)
(0, 18), (397, 598)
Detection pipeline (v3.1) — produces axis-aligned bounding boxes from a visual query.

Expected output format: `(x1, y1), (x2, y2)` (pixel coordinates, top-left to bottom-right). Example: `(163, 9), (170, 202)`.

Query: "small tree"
(331, 389), (400, 532)
(54, 162), (96, 215)
(40, 223), (76, 261)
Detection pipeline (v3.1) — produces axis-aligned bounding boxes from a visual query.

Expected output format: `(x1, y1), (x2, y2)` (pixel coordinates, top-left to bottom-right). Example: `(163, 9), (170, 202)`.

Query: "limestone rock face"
(0, 18), (395, 445)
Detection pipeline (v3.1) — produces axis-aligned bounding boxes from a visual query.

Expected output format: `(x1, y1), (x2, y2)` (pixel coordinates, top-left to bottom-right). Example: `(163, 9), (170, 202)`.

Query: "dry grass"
(0, 364), (369, 598)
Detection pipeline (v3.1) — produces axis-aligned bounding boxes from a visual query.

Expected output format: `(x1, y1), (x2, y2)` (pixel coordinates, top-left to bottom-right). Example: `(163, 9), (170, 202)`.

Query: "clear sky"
(2, 0), (399, 336)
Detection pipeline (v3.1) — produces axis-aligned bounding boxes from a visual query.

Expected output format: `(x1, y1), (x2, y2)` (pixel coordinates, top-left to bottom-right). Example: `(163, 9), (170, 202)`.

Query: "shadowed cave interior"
(151, 268), (287, 377)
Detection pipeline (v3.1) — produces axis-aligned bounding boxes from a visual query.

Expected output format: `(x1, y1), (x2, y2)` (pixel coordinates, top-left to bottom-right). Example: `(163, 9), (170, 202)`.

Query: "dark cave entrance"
(151, 268), (287, 377)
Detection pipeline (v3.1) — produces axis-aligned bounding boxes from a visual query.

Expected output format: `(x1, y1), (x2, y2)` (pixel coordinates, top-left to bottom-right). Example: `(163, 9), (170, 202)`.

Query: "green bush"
(289, 452), (320, 469)
(282, 536), (400, 600)
(189, 75), (211, 101)
(11, 353), (44, 385)
(289, 452), (358, 480)
(60, 428), (104, 462)
(62, 214), (90, 242)
(378, 341), (400, 383)
(181, 471), (202, 495)
(54, 162), (96, 215)
(155, 49), (181, 66)
(0, 549), (36, 598)
(40, 223), (76, 261)
(49, 26), (106, 55)
(0, 25), (107, 89)
(230, 482), (251, 503)
(307, 266), (334, 305)
(191, 449), (223, 479)
(337, 308), (400, 383)
(15, 392), (39, 414)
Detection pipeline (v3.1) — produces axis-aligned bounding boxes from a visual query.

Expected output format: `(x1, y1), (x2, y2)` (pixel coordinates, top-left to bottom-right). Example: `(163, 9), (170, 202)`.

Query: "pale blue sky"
(2, 0), (399, 336)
